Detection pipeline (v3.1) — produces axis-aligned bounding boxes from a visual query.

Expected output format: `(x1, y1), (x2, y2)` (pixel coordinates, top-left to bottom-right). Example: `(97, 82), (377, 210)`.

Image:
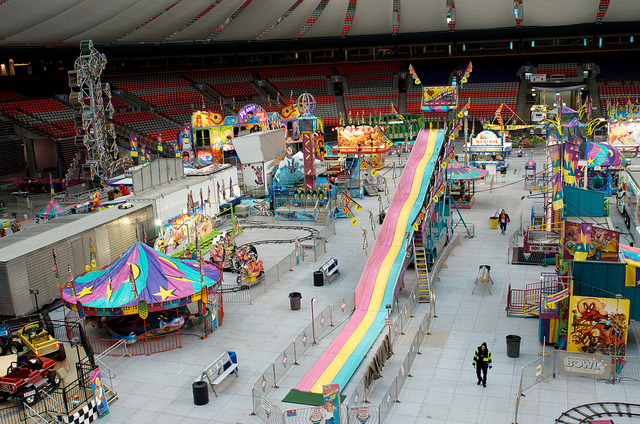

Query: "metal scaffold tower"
(67, 39), (120, 185)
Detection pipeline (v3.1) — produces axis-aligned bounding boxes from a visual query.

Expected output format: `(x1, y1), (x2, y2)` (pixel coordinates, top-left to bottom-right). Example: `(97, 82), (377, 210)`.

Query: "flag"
(89, 238), (96, 269)
(49, 173), (54, 194)
(277, 92), (280, 103)
(67, 264), (75, 296)
(129, 135), (138, 158)
(199, 250), (205, 285)
(549, 144), (563, 210)
(545, 287), (570, 308)
(574, 223), (592, 261)
(563, 136), (581, 186)
(391, 102), (405, 121)
(408, 63), (421, 85)
(200, 188), (204, 212)
(460, 61), (473, 83)
(457, 98), (470, 118)
(157, 131), (163, 153)
(52, 249), (59, 279)
(229, 177), (234, 197)
(141, 224), (146, 245)
(207, 186), (211, 204)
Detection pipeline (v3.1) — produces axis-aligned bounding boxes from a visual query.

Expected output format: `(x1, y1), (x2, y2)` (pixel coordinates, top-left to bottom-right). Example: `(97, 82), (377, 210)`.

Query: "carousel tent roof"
(446, 160), (488, 180)
(36, 198), (70, 219)
(587, 142), (626, 168)
(61, 242), (221, 314)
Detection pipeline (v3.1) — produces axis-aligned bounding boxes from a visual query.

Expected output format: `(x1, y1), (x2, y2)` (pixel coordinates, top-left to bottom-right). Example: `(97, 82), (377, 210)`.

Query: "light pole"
(30, 289), (39, 315)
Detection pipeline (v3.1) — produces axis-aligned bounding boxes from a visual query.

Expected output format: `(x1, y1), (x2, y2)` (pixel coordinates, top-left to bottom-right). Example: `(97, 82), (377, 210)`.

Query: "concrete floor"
(11, 145), (640, 424)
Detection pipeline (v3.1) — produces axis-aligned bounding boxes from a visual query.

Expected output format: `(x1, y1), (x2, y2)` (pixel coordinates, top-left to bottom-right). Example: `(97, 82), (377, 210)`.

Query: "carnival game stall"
(336, 125), (393, 171)
(608, 121), (640, 157)
(445, 160), (488, 208)
(468, 129), (512, 171)
(60, 242), (222, 354)
(186, 104), (271, 164)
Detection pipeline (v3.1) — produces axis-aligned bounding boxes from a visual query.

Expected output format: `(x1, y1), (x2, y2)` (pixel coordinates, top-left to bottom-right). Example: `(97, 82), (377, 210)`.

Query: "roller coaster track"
(556, 402), (640, 423)
(235, 224), (319, 248)
(220, 224), (319, 294)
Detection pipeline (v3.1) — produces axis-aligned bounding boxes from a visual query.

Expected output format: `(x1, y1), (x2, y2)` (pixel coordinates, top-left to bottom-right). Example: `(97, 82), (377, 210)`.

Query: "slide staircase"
(507, 273), (563, 317)
(291, 128), (446, 397)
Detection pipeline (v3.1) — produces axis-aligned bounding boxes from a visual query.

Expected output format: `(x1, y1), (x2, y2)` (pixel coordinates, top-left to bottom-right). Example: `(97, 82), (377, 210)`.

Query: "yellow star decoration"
(154, 286), (177, 300)
(76, 285), (94, 299)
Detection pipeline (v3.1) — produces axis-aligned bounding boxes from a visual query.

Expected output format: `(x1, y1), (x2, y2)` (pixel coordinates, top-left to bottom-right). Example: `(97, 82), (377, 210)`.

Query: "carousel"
(446, 160), (488, 208)
(60, 242), (222, 354)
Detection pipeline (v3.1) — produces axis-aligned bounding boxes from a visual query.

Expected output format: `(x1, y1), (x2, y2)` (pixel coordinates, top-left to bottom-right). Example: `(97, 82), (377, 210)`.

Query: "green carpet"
(282, 389), (346, 406)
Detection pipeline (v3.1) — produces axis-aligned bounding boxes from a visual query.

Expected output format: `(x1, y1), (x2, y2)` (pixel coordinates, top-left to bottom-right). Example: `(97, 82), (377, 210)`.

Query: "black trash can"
(506, 335), (521, 358)
(313, 271), (325, 287)
(289, 292), (302, 310)
(192, 381), (209, 405)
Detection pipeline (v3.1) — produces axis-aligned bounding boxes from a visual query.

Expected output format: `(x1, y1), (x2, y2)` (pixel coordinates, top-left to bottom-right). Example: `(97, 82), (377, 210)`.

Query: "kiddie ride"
(233, 245), (264, 285)
(0, 324), (23, 356)
(16, 322), (67, 361)
(0, 352), (61, 405)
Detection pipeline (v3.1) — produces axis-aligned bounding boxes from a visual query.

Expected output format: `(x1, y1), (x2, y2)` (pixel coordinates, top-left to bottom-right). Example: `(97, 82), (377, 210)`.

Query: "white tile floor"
(97, 147), (640, 424)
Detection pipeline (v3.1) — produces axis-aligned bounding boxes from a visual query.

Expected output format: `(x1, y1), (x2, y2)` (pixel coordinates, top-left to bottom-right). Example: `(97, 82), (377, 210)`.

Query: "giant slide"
(294, 129), (445, 395)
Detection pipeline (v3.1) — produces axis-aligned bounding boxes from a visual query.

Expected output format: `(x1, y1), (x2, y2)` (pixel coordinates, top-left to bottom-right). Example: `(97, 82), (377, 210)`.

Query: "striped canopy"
(36, 198), (70, 219)
(446, 160), (488, 180)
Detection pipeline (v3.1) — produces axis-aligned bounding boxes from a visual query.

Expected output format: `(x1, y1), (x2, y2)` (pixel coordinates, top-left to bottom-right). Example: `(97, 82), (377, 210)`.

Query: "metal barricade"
(330, 295), (356, 326)
(377, 383), (398, 424)
(252, 389), (285, 423)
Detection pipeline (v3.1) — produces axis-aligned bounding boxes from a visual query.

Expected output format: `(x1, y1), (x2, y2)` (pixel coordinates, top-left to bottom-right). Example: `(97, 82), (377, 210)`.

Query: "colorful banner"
(422, 86), (457, 110)
(460, 61), (473, 83)
(90, 367), (110, 418)
(563, 136), (582, 186)
(157, 131), (163, 153)
(129, 135), (138, 158)
(568, 295), (629, 356)
(192, 111), (224, 128)
(408, 63), (421, 85)
(322, 384), (341, 424)
(549, 143), (563, 210)
(564, 221), (619, 262)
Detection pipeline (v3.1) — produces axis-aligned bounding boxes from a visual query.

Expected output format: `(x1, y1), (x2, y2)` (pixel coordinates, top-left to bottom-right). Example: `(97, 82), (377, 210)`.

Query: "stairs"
(315, 208), (328, 226)
(414, 247), (430, 303)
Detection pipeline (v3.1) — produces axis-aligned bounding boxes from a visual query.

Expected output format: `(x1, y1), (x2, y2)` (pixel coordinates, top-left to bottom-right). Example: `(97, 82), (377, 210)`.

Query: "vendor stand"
(467, 129), (512, 171)
(446, 160), (488, 208)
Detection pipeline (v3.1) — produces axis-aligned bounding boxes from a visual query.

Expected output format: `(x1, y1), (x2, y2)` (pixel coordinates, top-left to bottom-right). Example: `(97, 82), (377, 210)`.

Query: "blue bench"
(197, 351), (238, 396)
(320, 258), (340, 283)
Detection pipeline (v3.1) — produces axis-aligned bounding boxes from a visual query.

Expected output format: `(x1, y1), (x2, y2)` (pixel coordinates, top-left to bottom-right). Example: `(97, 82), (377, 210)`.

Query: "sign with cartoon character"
(568, 295), (630, 356)
(322, 384), (341, 424)
(563, 221), (620, 261)
(90, 367), (109, 418)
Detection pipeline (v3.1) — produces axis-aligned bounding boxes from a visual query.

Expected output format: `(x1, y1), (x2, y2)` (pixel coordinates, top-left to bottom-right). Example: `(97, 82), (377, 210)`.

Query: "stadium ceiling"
(0, 0), (639, 46)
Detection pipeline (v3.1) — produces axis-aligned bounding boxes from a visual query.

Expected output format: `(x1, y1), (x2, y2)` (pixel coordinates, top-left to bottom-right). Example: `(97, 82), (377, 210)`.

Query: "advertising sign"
(557, 351), (610, 377)
(422, 86), (457, 109)
(563, 221), (620, 261)
(568, 295), (630, 356)
(90, 367), (110, 418)
(322, 384), (341, 424)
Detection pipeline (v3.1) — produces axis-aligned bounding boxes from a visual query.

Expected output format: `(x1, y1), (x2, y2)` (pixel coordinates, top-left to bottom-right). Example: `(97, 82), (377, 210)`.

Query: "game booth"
(446, 160), (488, 208)
(467, 129), (512, 171)
(60, 242), (223, 354)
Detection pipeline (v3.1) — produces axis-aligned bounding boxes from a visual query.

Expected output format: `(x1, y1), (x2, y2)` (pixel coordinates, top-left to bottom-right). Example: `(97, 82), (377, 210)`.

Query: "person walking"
(499, 209), (510, 235)
(473, 342), (492, 387)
